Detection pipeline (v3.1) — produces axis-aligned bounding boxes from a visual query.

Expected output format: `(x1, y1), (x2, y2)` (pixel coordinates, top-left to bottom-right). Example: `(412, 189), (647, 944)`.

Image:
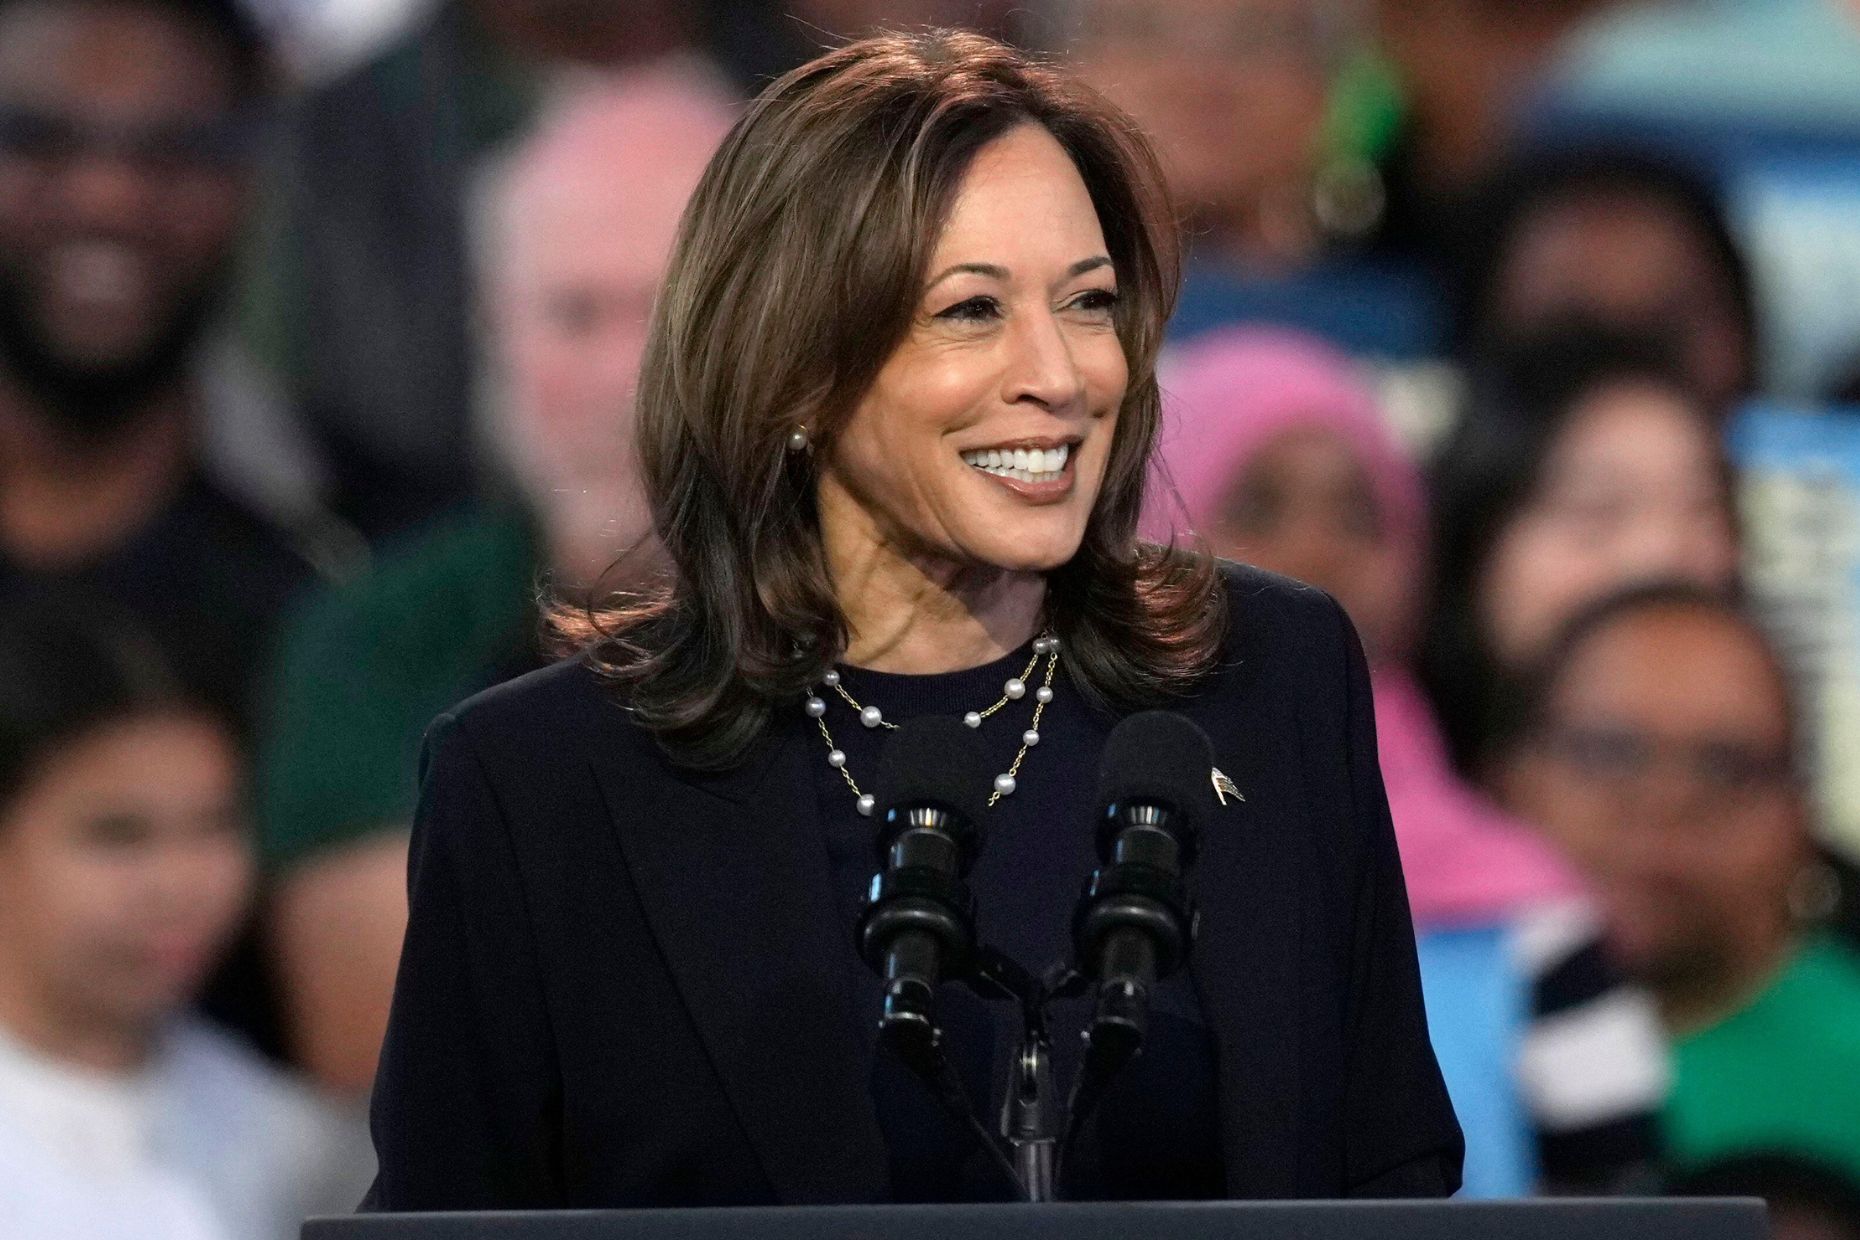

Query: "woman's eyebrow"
(924, 255), (1113, 292)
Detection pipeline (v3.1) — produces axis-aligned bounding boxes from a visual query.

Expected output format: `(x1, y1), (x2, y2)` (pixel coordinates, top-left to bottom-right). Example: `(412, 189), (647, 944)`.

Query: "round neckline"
(835, 638), (1036, 685)
(830, 638), (1049, 724)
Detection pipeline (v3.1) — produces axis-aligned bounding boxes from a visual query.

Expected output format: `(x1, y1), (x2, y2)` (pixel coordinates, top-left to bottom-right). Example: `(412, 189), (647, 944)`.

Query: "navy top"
(362, 565), (1463, 1210)
(818, 647), (1223, 1202)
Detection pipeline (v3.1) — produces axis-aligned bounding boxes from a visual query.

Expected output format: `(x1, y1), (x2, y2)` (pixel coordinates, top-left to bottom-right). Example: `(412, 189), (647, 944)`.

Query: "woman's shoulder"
(425, 652), (652, 782)
(1207, 558), (1358, 692)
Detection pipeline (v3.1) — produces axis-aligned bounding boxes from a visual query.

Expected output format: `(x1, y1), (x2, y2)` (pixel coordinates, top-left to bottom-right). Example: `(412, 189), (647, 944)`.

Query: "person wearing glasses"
(1498, 581), (1860, 1185)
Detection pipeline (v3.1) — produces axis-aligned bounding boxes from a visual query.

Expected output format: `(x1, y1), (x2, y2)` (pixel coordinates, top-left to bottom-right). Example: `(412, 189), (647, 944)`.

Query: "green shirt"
(1665, 936), (1860, 1182)
(257, 505), (539, 868)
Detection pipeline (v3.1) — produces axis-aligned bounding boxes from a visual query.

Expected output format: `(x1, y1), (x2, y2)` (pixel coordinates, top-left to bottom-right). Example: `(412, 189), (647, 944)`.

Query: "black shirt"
(362, 565), (1464, 1209)
(0, 473), (319, 734)
(818, 646), (1223, 1202)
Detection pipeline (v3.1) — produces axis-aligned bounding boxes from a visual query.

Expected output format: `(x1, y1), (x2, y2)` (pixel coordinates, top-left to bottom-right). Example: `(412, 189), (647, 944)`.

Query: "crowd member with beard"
(0, 0), (329, 731)
(256, 68), (732, 1096)
(0, 0), (340, 1063)
(1499, 583), (1860, 1183)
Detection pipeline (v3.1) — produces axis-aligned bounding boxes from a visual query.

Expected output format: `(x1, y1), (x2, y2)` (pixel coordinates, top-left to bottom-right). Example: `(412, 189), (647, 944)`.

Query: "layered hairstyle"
(553, 29), (1224, 769)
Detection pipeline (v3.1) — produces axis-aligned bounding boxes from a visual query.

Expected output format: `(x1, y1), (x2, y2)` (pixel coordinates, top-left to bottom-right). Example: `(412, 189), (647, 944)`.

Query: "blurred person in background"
(1498, 583), (1860, 1184)
(258, 67), (733, 1096)
(1453, 147), (1760, 415)
(1151, 325), (1664, 1194)
(1419, 322), (1741, 781)
(1064, 0), (1443, 358)
(0, 0), (348, 1061)
(243, 0), (801, 536)
(1365, 0), (1624, 274)
(0, 591), (365, 1240)
(0, 0), (332, 731)
(1670, 1154), (1860, 1240)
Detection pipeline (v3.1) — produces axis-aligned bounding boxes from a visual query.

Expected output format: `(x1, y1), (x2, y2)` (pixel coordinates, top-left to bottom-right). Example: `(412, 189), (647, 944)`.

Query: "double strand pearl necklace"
(805, 635), (1061, 816)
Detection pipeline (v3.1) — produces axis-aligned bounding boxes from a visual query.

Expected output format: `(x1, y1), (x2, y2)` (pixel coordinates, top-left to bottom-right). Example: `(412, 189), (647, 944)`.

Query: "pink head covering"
(1147, 326), (1580, 925)
(1145, 326), (1425, 564)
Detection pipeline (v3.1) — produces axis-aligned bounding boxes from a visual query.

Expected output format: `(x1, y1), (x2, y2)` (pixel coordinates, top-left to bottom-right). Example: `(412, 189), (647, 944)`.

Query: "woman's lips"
(961, 442), (1077, 504)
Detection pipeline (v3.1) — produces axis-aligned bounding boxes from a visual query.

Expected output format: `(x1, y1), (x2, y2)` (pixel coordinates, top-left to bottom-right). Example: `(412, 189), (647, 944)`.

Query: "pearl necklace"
(805, 635), (1062, 816)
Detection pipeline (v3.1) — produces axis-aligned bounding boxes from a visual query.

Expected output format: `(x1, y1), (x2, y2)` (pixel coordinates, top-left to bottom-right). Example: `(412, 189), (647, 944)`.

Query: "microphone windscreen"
(873, 715), (993, 826)
(1095, 710), (1217, 831)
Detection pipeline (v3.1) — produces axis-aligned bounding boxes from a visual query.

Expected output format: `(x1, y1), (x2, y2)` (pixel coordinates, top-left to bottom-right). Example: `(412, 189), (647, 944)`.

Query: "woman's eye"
(936, 296), (1001, 323)
(1070, 288), (1120, 314)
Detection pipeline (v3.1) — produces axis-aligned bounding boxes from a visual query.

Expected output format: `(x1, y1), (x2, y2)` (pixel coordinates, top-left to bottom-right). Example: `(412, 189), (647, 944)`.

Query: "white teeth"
(961, 443), (1071, 484)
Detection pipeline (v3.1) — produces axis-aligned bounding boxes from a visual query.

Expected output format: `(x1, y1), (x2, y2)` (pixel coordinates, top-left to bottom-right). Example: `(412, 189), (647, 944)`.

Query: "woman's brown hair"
(552, 28), (1225, 769)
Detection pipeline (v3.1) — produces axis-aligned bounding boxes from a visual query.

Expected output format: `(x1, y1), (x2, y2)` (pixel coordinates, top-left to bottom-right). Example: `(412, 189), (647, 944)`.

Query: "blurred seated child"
(0, 591), (363, 1239)
(1151, 326), (1665, 1192)
(1499, 583), (1860, 1184)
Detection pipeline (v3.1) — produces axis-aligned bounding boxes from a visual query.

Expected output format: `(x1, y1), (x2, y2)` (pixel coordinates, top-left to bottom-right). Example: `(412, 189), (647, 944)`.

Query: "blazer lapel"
(590, 720), (890, 1204)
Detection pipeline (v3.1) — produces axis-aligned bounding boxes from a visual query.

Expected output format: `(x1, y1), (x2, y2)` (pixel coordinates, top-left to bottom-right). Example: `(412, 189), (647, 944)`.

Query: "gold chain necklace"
(805, 635), (1061, 816)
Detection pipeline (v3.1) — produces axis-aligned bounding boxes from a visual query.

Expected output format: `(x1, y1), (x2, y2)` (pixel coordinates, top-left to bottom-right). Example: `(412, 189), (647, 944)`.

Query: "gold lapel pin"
(1211, 766), (1243, 806)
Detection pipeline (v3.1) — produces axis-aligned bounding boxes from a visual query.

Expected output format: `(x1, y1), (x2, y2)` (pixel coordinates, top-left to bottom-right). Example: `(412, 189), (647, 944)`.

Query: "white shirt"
(0, 1019), (372, 1240)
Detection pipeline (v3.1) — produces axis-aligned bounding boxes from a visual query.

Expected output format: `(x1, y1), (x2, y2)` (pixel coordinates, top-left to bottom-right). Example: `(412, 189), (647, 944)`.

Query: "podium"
(306, 1199), (1767, 1239)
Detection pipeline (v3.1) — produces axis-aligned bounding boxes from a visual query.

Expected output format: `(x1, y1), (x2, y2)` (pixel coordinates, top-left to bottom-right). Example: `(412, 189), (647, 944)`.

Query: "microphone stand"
(876, 940), (1172, 1203)
(978, 951), (1059, 1202)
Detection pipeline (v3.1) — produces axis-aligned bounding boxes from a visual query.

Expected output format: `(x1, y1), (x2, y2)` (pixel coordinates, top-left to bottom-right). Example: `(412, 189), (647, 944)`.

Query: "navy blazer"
(363, 565), (1463, 1208)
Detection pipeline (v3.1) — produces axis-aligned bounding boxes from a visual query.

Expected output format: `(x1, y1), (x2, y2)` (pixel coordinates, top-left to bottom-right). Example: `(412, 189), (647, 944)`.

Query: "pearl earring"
(786, 425), (810, 453)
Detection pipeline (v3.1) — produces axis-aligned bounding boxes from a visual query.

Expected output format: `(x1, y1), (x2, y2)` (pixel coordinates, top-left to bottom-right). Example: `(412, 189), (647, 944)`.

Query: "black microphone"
(856, 716), (991, 1072)
(1073, 711), (1213, 1059)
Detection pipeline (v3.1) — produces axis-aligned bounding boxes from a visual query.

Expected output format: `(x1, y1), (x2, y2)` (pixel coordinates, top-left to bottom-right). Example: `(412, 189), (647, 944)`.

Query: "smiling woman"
(560, 30), (1222, 770)
(367, 28), (1462, 1211)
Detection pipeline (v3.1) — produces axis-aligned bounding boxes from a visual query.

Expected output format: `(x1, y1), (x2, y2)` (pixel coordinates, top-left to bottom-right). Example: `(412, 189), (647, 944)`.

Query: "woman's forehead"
(929, 126), (1108, 274)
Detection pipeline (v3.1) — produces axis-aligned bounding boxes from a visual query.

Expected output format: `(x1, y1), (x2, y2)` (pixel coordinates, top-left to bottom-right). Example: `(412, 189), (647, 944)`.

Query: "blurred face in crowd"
(1501, 605), (1804, 1015)
(0, 0), (251, 433)
(1072, 0), (1332, 249)
(1478, 379), (1738, 670)
(1494, 194), (1752, 411)
(1213, 427), (1410, 663)
(819, 123), (1127, 577)
(0, 712), (252, 1051)
(482, 73), (730, 584)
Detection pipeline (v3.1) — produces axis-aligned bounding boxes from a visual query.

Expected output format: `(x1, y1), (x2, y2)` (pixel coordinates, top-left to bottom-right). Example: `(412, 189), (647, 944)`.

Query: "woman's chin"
(956, 535), (1085, 576)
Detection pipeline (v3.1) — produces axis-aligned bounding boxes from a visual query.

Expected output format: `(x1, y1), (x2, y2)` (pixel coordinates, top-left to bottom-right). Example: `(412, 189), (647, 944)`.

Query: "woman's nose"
(1003, 310), (1087, 413)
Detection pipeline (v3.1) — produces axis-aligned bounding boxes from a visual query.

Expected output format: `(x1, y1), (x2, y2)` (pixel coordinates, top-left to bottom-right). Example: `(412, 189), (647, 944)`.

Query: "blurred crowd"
(1, 0), (1858, 1236)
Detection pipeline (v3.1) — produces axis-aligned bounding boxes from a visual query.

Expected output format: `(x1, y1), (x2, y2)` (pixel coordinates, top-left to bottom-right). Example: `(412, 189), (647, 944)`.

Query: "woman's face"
(818, 123), (1129, 576)
(1478, 380), (1738, 669)
(1214, 426), (1412, 663)
(0, 713), (252, 1039)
